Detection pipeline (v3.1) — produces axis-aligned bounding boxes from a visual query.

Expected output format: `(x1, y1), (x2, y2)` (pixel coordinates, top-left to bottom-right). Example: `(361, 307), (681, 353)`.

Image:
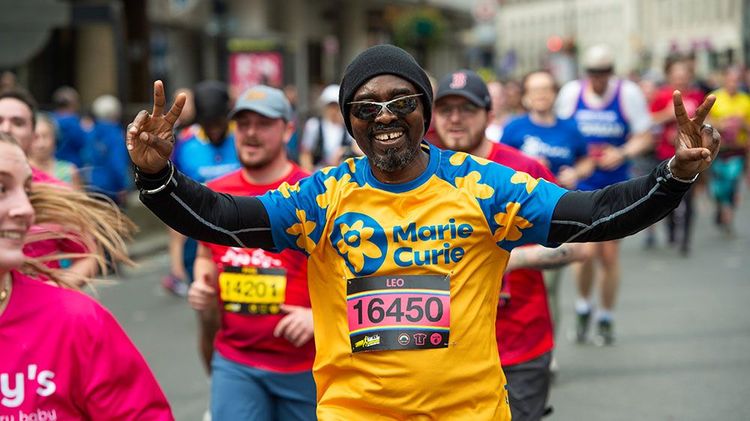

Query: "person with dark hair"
(0, 88), (38, 153)
(51, 86), (87, 168)
(0, 71), (18, 91)
(1, 88), (98, 283)
(163, 80), (240, 296)
(28, 113), (82, 189)
(127, 45), (719, 419)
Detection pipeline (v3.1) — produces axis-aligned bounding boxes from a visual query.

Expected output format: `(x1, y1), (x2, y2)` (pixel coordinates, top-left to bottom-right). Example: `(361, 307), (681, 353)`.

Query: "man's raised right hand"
(126, 80), (186, 174)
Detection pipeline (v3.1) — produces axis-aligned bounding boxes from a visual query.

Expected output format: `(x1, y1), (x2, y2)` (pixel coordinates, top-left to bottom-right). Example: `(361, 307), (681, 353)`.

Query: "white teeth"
(374, 131), (404, 141)
(0, 231), (24, 240)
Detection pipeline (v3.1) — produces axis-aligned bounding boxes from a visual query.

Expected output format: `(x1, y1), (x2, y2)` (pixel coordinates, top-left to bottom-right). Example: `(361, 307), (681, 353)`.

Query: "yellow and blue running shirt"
(709, 88), (750, 148)
(257, 142), (567, 419)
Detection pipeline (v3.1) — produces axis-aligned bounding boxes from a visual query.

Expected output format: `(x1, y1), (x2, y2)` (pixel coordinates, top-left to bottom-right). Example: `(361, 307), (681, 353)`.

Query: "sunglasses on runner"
(348, 94), (423, 121)
(586, 67), (613, 75)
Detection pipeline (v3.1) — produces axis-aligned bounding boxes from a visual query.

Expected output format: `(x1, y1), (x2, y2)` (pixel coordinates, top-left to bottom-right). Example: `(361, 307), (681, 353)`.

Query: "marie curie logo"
(330, 212), (387, 276)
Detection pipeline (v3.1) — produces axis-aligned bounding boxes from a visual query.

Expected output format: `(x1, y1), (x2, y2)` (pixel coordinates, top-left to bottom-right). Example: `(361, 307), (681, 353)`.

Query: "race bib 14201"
(219, 266), (287, 315)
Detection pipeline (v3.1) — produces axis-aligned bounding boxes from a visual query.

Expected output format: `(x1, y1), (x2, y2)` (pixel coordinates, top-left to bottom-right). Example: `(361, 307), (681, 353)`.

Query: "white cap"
(583, 44), (614, 71)
(319, 84), (340, 105)
(91, 95), (122, 121)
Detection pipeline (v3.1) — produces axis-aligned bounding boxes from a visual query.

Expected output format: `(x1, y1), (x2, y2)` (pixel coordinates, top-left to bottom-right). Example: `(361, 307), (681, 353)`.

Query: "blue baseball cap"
(229, 85), (293, 121)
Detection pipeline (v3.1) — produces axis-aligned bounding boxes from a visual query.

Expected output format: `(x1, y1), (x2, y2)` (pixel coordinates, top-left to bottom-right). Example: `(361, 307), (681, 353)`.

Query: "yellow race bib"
(219, 266), (287, 315)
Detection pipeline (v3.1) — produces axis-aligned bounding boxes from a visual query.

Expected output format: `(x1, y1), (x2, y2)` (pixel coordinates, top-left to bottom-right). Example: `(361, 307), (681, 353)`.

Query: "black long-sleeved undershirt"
(136, 159), (691, 249)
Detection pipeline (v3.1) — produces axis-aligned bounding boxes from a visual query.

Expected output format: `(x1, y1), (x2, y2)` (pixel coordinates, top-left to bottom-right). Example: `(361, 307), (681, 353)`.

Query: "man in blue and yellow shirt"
(127, 45), (720, 419)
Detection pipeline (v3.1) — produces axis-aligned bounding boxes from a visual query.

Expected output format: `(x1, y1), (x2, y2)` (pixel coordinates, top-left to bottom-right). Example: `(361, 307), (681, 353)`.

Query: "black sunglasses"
(348, 94), (423, 121)
(586, 67), (613, 75)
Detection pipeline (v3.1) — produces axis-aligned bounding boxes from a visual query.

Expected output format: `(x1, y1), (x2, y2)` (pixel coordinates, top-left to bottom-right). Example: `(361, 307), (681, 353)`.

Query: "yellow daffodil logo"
(286, 209), (317, 252)
(449, 152), (492, 166)
(510, 171), (540, 194)
(455, 171), (494, 199)
(277, 182), (300, 199)
(336, 220), (382, 272)
(331, 213), (387, 276)
(316, 173), (353, 209)
(449, 153), (469, 166)
(493, 202), (533, 242)
(345, 157), (358, 173)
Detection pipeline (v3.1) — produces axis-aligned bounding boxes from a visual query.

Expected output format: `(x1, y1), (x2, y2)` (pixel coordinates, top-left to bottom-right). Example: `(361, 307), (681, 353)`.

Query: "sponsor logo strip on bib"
(347, 274), (450, 353)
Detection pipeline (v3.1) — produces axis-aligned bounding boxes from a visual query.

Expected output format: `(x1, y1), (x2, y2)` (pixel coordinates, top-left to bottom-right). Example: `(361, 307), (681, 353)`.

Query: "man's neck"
(371, 148), (430, 184)
(241, 155), (293, 185)
(529, 110), (556, 126)
(30, 157), (53, 171)
(469, 138), (493, 159)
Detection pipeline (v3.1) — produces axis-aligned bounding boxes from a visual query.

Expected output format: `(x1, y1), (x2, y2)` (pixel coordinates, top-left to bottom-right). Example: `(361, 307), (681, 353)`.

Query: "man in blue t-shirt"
(84, 95), (130, 206)
(52, 86), (87, 168)
(502, 70), (592, 189)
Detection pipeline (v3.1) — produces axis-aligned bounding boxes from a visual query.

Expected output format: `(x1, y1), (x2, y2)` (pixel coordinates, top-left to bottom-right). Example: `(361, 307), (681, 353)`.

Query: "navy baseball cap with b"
(229, 85), (292, 121)
(435, 70), (492, 110)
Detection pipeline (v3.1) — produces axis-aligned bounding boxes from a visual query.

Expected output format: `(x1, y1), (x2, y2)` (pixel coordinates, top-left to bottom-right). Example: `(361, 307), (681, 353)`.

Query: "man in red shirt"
(650, 58), (706, 255)
(187, 85), (316, 420)
(433, 70), (587, 421)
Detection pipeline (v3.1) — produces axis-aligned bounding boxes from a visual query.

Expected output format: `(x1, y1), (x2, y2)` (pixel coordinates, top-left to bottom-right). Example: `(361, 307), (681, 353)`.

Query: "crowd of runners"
(1, 40), (744, 420)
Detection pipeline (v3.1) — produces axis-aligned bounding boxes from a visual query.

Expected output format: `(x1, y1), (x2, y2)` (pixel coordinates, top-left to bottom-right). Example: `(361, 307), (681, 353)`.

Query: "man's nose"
(374, 106), (398, 124)
(448, 108), (463, 122)
(0, 120), (11, 134)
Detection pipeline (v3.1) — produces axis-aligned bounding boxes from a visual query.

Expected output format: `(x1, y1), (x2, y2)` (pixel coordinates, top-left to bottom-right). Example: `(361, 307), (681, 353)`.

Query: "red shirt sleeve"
(525, 161), (557, 184)
(650, 89), (673, 113)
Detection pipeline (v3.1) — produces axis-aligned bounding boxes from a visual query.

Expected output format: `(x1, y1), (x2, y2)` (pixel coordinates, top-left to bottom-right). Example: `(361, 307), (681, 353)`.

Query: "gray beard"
(371, 144), (418, 173)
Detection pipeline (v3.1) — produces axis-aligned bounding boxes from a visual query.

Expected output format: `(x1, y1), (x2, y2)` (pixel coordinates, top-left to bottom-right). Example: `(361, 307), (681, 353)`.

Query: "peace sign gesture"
(669, 91), (720, 180)
(126, 81), (186, 174)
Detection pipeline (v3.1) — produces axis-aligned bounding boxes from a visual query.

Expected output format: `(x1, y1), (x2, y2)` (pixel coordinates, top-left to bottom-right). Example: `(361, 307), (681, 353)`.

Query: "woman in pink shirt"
(0, 133), (174, 420)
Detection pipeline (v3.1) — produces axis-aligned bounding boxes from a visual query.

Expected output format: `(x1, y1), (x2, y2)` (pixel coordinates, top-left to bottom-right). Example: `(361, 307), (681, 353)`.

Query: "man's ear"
(283, 121), (295, 144)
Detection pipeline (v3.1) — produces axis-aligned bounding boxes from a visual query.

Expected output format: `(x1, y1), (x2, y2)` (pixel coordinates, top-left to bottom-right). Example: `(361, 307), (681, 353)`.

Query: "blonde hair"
(0, 133), (136, 288)
(23, 183), (137, 288)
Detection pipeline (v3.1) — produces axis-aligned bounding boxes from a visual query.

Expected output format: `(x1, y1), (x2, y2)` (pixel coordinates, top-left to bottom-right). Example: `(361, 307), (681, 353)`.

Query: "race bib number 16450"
(346, 274), (450, 353)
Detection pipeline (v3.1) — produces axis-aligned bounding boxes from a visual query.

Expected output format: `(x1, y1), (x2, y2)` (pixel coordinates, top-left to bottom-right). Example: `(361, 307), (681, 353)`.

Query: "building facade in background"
(4, 0), (472, 119)
(496, 0), (747, 81)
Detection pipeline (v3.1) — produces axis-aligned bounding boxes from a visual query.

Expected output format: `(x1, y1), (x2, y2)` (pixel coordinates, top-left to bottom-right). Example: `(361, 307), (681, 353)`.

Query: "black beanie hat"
(194, 80), (229, 123)
(339, 44), (433, 136)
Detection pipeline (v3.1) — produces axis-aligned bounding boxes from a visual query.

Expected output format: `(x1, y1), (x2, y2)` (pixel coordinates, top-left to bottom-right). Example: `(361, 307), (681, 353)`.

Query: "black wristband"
(654, 159), (694, 193)
(134, 161), (174, 193)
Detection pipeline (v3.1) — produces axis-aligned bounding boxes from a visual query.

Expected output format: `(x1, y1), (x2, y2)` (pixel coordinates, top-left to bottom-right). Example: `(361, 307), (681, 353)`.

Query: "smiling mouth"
(0, 230), (25, 241)
(373, 130), (405, 145)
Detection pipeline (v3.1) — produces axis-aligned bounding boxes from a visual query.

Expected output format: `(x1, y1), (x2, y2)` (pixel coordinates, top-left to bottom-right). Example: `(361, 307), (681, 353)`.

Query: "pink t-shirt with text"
(0, 272), (174, 420)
